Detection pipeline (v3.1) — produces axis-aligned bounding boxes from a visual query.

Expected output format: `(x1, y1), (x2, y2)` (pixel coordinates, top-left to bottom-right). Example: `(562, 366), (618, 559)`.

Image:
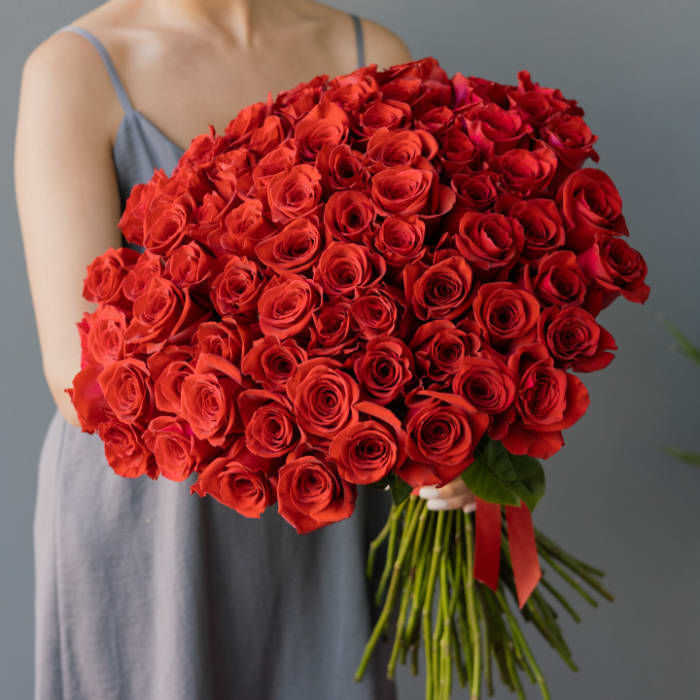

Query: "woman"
(15, 2), (473, 697)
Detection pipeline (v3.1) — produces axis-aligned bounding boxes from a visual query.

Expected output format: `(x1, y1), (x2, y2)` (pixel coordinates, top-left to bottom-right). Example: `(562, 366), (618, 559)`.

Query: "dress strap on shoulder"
(349, 14), (366, 69)
(56, 25), (134, 114)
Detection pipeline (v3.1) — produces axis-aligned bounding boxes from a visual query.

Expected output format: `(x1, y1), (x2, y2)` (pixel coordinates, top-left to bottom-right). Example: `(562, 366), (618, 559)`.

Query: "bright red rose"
(541, 114), (599, 171)
(238, 390), (301, 459)
(151, 352), (194, 415)
(247, 115), (286, 156)
(255, 217), (323, 275)
(122, 250), (163, 301)
(164, 241), (214, 288)
(267, 163), (323, 224)
(315, 143), (368, 192)
(307, 300), (360, 358)
(323, 190), (377, 243)
(257, 274), (324, 339)
(527, 250), (588, 307)
(350, 287), (402, 339)
(209, 255), (263, 318)
(85, 305), (127, 366)
(276, 453), (356, 534)
(495, 142), (557, 196)
(294, 99), (349, 160)
(98, 418), (157, 479)
(314, 241), (385, 298)
(143, 191), (196, 255)
(224, 102), (268, 146)
(370, 165), (435, 216)
(82, 247), (140, 306)
(97, 357), (153, 427)
(328, 401), (407, 484)
(373, 215), (426, 270)
(353, 99), (412, 141)
(365, 127), (438, 170)
(286, 359), (360, 443)
(502, 343), (590, 458)
(191, 438), (276, 518)
(450, 171), (501, 211)
(193, 320), (250, 366)
(207, 199), (275, 257)
(241, 335), (308, 392)
(462, 103), (533, 156)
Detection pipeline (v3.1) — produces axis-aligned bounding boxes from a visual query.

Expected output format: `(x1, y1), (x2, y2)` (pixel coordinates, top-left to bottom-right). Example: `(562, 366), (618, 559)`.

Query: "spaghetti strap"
(57, 25), (134, 114)
(350, 14), (366, 68)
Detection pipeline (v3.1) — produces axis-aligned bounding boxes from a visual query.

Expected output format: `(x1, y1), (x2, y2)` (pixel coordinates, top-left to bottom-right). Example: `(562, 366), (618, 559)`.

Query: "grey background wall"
(1, 0), (699, 698)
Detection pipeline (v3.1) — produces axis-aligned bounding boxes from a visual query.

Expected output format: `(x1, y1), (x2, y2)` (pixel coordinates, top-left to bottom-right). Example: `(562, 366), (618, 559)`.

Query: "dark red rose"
(323, 190), (377, 243)
(497, 195), (565, 261)
(462, 103), (533, 156)
(495, 142), (557, 196)
(450, 171), (502, 211)
(328, 401), (407, 484)
(209, 256), (263, 318)
(125, 277), (207, 354)
(191, 438), (276, 518)
(528, 250), (588, 307)
(365, 127), (438, 170)
(438, 125), (480, 175)
(399, 389), (489, 487)
(267, 163), (323, 224)
(354, 336), (414, 405)
(353, 99), (412, 141)
(276, 454), (356, 534)
(578, 237), (650, 311)
(82, 247), (140, 306)
(556, 168), (629, 252)
(255, 217), (323, 275)
(410, 320), (482, 385)
(314, 241), (385, 298)
(403, 255), (474, 321)
(452, 210), (524, 277)
(238, 390), (300, 459)
(541, 114), (599, 171)
(414, 105), (455, 134)
(98, 418), (156, 479)
(502, 343), (590, 458)
(241, 335), (308, 392)
(315, 143), (369, 192)
(257, 274), (324, 339)
(286, 359), (359, 443)
(472, 282), (540, 349)
(538, 305), (617, 372)
(179, 353), (243, 446)
(98, 357), (153, 427)
(143, 415), (218, 481)
(308, 300), (360, 358)
(370, 164), (434, 216)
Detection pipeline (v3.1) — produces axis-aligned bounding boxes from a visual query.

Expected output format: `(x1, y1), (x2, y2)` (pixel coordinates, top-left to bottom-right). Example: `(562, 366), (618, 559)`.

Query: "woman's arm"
(15, 31), (124, 427)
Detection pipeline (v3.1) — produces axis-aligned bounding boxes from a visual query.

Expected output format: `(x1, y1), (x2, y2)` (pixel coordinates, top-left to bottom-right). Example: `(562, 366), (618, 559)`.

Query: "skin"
(14, 0), (412, 427)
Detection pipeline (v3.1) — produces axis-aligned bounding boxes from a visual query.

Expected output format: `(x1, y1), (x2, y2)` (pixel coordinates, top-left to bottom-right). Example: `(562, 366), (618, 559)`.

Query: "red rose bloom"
(255, 217), (323, 275)
(267, 163), (323, 224)
(98, 418), (156, 479)
(241, 335), (308, 392)
(98, 357), (153, 427)
(257, 274), (324, 339)
(354, 336), (414, 405)
(238, 390), (301, 459)
(314, 241), (385, 298)
(82, 247), (140, 306)
(323, 190), (377, 243)
(209, 256), (263, 318)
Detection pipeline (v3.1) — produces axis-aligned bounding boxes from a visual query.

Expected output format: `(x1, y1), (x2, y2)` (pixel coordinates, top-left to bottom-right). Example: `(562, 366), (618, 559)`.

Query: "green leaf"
(461, 440), (546, 511)
(664, 320), (700, 366)
(664, 446), (700, 466)
(388, 474), (412, 505)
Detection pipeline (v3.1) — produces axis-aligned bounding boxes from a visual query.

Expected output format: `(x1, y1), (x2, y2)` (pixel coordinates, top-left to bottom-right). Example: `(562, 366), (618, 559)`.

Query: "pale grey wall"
(1, 1), (699, 698)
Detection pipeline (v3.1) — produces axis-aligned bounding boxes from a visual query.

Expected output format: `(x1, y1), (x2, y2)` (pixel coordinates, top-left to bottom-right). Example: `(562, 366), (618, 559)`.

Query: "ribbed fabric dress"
(33, 17), (397, 700)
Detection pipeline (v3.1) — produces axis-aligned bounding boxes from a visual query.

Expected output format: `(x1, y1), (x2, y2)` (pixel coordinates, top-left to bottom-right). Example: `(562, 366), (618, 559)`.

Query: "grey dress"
(34, 19), (397, 700)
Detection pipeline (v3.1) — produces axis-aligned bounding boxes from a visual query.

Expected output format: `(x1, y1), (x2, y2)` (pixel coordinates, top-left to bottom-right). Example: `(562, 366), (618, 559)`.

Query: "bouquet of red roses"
(68, 57), (649, 699)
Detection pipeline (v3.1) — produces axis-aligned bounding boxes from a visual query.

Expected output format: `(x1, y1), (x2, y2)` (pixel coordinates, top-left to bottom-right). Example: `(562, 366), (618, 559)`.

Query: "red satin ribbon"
(473, 496), (541, 609)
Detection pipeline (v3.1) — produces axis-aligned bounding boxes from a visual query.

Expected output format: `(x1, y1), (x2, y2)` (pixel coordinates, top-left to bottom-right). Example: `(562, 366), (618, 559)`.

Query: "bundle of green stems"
(354, 494), (613, 699)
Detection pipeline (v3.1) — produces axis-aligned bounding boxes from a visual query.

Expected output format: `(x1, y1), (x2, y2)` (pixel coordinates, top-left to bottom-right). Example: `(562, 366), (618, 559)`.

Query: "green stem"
(375, 498), (409, 604)
(463, 512), (481, 700)
(366, 517), (392, 579)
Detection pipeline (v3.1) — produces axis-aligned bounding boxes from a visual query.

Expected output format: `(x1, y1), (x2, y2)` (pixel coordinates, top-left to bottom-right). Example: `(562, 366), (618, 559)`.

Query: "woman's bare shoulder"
(352, 15), (413, 67)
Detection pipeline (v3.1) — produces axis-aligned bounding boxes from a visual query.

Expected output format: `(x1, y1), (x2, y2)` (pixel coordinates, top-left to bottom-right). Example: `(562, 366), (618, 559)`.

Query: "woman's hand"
(417, 477), (477, 512)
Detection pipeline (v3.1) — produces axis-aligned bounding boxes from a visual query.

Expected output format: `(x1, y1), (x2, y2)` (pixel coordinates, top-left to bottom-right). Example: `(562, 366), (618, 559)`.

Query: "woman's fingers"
(426, 491), (476, 511)
(418, 478), (469, 501)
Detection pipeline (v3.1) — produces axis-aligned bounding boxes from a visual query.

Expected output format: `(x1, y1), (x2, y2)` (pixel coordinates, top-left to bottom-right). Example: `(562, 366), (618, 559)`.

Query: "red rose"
(541, 114), (599, 171)
(414, 105), (455, 134)
(370, 164), (435, 216)
(502, 343), (590, 458)
(255, 217), (323, 275)
(207, 200), (275, 257)
(354, 100), (412, 141)
(452, 353), (517, 439)
(463, 103), (533, 156)
(267, 163), (323, 224)
(323, 190), (377, 243)
(308, 300), (360, 358)
(495, 142), (557, 196)
(164, 241), (214, 288)
(257, 274), (324, 339)
(97, 418), (156, 479)
(578, 237), (650, 311)
(245, 142), (299, 201)
(373, 215), (426, 270)
(98, 357), (153, 427)
(556, 168), (629, 252)
(191, 438), (276, 518)
(315, 143), (368, 192)
(497, 195), (565, 261)
(452, 210), (524, 277)
(143, 191), (196, 255)
(538, 305), (617, 372)
(350, 287), (402, 339)
(314, 241), (385, 298)
(286, 359), (359, 443)
(179, 353), (243, 446)
(85, 305), (127, 366)
(238, 390), (300, 459)
(403, 255), (474, 321)
(82, 247), (140, 306)
(410, 320), (482, 386)
(247, 115), (286, 157)
(365, 127), (438, 170)
(400, 389), (489, 487)
(354, 336), (414, 405)
(294, 99), (349, 160)
(224, 102), (268, 146)
(450, 171), (501, 211)
(472, 281), (540, 349)
(241, 335), (308, 392)
(193, 320), (250, 366)
(122, 250), (163, 301)
(125, 276), (207, 354)
(528, 250), (588, 307)
(209, 256), (263, 318)
(328, 401), (407, 484)
(276, 453), (356, 534)
(152, 353), (194, 415)
(439, 125), (480, 175)
(143, 415), (218, 481)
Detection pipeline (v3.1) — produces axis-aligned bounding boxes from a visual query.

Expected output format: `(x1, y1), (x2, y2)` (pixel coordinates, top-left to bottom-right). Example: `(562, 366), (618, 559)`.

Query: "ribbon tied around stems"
(473, 496), (541, 608)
